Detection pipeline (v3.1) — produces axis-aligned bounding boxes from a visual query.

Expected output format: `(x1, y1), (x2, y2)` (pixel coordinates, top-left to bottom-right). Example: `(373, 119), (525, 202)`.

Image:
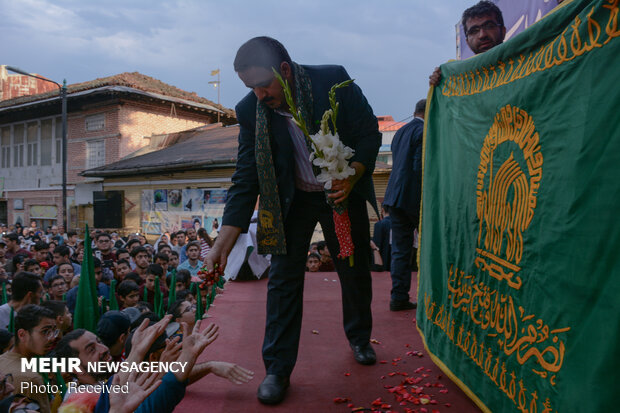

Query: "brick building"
(0, 70), (235, 231)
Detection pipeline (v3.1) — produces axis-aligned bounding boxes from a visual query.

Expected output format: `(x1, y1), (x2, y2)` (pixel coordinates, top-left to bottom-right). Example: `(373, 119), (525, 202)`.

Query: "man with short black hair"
(47, 275), (68, 301)
(4, 233), (31, 262)
(43, 245), (81, 283)
(429, 0), (506, 85)
(207, 36), (380, 404)
(177, 242), (202, 277)
(131, 246), (150, 279)
(0, 272), (44, 330)
(0, 304), (57, 412)
(95, 232), (117, 263)
(383, 99), (426, 311)
(33, 240), (51, 269)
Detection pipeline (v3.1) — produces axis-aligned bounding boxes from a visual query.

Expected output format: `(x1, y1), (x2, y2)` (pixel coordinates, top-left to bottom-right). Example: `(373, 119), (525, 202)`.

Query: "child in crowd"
(117, 280), (140, 310)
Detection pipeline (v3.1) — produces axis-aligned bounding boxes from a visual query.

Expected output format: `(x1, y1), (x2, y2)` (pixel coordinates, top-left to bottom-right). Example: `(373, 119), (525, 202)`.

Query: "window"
(13, 124), (24, 167)
(1, 127), (10, 168)
(27, 122), (38, 166)
(40, 119), (52, 166)
(55, 117), (62, 164)
(85, 114), (105, 131)
(86, 140), (105, 169)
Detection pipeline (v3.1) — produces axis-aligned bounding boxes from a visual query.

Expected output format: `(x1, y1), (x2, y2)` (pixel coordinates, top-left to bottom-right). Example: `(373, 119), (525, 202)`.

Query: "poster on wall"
(168, 189), (183, 211)
(142, 190), (154, 212)
(183, 189), (203, 212)
(142, 188), (227, 235)
(153, 189), (168, 211)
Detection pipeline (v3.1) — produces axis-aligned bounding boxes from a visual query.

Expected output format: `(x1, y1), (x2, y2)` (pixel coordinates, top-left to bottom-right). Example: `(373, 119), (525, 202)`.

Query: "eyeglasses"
(0, 374), (13, 394)
(37, 327), (60, 339)
(466, 21), (502, 37)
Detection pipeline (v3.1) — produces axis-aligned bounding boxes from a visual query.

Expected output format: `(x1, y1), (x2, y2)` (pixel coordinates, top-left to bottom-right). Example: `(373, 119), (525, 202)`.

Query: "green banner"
(417, 1), (620, 412)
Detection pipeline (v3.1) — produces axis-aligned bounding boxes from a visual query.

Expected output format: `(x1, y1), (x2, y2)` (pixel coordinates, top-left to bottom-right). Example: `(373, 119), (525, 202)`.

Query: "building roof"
(377, 115), (407, 132)
(81, 123), (240, 177)
(0, 71), (235, 120)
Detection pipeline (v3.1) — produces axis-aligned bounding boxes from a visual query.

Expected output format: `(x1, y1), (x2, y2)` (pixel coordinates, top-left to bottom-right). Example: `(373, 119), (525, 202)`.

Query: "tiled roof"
(81, 123), (240, 177)
(0, 71), (235, 118)
(377, 115), (407, 132)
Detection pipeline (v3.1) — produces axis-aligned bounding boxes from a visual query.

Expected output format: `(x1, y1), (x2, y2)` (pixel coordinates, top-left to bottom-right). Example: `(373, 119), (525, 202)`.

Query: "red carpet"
(178, 271), (481, 413)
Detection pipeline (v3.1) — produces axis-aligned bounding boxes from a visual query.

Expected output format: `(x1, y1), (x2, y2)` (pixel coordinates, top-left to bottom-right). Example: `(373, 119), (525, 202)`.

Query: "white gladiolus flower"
(308, 131), (355, 189)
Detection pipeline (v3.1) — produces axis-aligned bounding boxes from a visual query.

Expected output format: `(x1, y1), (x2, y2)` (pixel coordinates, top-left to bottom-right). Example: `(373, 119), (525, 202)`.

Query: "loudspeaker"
(93, 191), (124, 228)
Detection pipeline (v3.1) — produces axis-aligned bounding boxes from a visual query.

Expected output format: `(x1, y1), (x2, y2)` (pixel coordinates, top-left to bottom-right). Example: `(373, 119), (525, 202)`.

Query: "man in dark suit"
(206, 37), (381, 405)
(382, 99), (426, 311)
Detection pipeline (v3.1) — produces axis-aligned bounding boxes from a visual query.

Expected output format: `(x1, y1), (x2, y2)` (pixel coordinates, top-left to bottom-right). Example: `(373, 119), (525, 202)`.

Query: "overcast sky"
(1, 0), (478, 122)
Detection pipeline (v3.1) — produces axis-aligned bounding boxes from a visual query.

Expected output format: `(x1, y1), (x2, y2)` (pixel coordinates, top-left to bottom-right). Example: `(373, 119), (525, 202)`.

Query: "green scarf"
(255, 62), (315, 255)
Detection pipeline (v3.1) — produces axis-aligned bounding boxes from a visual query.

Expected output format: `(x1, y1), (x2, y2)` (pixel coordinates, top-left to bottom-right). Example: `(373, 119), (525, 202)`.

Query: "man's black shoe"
(257, 374), (290, 405)
(390, 300), (417, 311)
(350, 343), (377, 365)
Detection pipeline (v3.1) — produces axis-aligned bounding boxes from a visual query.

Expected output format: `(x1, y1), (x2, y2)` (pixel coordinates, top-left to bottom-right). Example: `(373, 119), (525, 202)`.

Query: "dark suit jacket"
(223, 64), (381, 231)
(383, 118), (424, 219)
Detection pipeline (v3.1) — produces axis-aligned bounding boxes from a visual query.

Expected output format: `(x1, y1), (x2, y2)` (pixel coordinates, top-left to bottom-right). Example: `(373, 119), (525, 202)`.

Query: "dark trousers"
(387, 206), (417, 302)
(263, 190), (373, 377)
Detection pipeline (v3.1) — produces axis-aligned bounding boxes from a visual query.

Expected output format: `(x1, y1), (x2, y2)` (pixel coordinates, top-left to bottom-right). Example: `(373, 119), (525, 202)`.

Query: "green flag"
(168, 272), (177, 310)
(109, 279), (118, 311)
(417, 1), (620, 412)
(154, 277), (163, 318)
(74, 225), (100, 332)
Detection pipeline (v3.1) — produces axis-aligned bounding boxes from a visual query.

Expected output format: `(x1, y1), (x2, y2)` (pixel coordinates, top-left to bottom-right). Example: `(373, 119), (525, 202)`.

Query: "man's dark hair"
(93, 257), (102, 268)
(5, 233), (18, 242)
(234, 36), (292, 73)
(175, 289), (191, 302)
(34, 241), (49, 252)
(54, 245), (71, 257)
(414, 99), (427, 116)
(23, 259), (40, 271)
(316, 241), (328, 252)
(49, 275), (66, 287)
(11, 272), (42, 302)
(15, 304), (55, 342)
(95, 232), (111, 241)
(157, 243), (171, 252)
(170, 250), (179, 258)
(54, 328), (87, 358)
(307, 252), (321, 261)
(117, 280), (139, 297)
(167, 300), (186, 320)
(116, 258), (130, 267)
(67, 230), (77, 238)
(40, 300), (67, 317)
(123, 272), (142, 284)
(186, 241), (200, 251)
(126, 239), (141, 252)
(175, 269), (191, 287)
(12, 254), (28, 268)
(130, 245), (147, 258)
(154, 253), (169, 263)
(462, 1), (504, 32)
(116, 248), (129, 257)
(146, 264), (163, 278)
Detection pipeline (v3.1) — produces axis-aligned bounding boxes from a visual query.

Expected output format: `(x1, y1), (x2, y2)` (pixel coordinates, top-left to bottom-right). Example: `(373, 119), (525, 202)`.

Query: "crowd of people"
(0, 224), (254, 413)
(0, 0), (513, 409)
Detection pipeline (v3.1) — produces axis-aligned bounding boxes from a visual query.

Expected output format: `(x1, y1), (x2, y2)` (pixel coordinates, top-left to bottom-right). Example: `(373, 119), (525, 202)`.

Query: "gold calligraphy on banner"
(476, 105), (542, 290)
(425, 293), (559, 413)
(446, 265), (570, 380)
(441, 1), (620, 97)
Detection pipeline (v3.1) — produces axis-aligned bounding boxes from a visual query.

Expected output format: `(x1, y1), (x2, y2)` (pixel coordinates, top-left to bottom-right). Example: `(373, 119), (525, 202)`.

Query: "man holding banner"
(430, 1), (506, 86)
(418, 0), (620, 411)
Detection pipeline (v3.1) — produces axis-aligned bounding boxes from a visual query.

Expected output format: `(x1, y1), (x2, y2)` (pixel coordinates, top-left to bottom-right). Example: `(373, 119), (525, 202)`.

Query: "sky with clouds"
(1, 0), (479, 122)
